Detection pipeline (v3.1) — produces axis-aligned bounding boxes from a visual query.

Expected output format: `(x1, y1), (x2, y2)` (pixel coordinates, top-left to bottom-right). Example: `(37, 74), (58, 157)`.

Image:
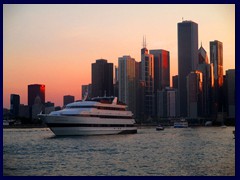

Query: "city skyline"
(3, 4), (235, 108)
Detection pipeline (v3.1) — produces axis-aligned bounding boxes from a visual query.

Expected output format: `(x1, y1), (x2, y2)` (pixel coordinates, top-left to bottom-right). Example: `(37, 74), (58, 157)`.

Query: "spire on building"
(142, 35), (147, 48)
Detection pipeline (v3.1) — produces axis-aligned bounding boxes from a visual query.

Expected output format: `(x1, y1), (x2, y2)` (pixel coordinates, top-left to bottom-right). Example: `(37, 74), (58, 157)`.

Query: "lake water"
(3, 126), (235, 176)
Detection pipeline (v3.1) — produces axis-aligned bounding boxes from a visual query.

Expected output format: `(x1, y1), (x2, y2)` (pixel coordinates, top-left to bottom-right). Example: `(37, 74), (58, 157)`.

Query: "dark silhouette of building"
(28, 84), (45, 107)
(197, 44), (212, 117)
(10, 94), (20, 118)
(91, 59), (113, 98)
(172, 75), (178, 89)
(63, 95), (75, 106)
(187, 71), (203, 118)
(210, 40), (223, 114)
(178, 20), (198, 117)
(225, 69), (235, 118)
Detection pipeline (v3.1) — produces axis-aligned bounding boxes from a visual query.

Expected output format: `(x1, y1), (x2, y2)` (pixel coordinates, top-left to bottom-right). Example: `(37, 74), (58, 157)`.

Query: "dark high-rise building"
(10, 94), (20, 117)
(63, 95), (75, 106)
(197, 45), (212, 117)
(141, 37), (154, 118)
(178, 20), (198, 117)
(210, 40), (223, 113)
(149, 49), (170, 92)
(91, 59), (113, 98)
(187, 71), (203, 118)
(225, 69), (235, 118)
(28, 84), (45, 107)
(172, 75), (178, 89)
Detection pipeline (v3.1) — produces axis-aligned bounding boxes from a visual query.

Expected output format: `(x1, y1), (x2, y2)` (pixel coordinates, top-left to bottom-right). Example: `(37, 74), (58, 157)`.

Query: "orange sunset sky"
(3, 4), (235, 109)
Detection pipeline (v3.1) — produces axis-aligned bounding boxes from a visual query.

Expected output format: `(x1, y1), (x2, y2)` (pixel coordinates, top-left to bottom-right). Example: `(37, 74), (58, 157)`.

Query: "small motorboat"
(156, 125), (164, 131)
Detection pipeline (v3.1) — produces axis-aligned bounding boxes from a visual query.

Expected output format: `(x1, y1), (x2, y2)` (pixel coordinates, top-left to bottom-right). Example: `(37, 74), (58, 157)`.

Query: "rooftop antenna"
(142, 35), (147, 48)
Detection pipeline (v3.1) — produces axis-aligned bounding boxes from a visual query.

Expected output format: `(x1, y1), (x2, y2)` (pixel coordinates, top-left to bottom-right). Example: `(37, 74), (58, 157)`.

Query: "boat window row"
(63, 114), (133, 119)
(66, 105), (125, 111)
(46, 123), (135, 128)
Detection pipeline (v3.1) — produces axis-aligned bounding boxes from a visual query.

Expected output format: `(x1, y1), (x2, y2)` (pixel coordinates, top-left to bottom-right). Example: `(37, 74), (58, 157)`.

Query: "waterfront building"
(45, 101), (55, 114)
(63, 95), (75, 106)
(92, 59), (113, 98)
(28, 84), (45, 107)
(157, 87), (178, 118)
(141, 37), (154, 118)
(197, 45), (212, 117)
(225, 69), (235, 118)
(10, 94), (20, 118)
(149, 49), (170, 91)
(19, 104), (30, 119)
(150, 49), (170, 118)
(178, 20), (198, 117)
(187, 71), (203, 118)
(118, 55), (136, 116)
(210, 40), (223, 114)
(32, 96), (44, 120)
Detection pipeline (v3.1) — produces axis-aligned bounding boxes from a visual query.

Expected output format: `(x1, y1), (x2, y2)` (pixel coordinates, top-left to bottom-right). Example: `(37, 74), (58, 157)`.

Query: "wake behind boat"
(38, 97), (137, 136)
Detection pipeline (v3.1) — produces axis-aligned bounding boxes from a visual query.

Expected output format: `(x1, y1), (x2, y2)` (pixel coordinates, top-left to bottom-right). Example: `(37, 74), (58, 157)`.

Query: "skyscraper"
(118, 55), (136, 116)
(197, 45), (212, 117)
(91, 59), (113, 98)
(210, 40), (223, 113)
(10, 94), (20, 117)
(141, 37), (154, 117)
(187, 71), (203, 118)
(28, 84), (45, 107)
(149, 49), (170, 92)
(225, 69), (235, 118)
(178, 20), (198, 117)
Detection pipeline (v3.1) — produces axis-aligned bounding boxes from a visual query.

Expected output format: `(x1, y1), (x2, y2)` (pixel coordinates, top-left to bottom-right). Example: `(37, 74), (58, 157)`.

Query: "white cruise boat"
(38, 97), (137, 136)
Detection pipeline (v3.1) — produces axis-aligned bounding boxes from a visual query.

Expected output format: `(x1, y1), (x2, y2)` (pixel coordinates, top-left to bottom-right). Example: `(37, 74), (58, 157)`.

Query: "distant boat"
(174, 119), (188, 128)
(205, 121), (212, 126)
(156, 124), (164, 131)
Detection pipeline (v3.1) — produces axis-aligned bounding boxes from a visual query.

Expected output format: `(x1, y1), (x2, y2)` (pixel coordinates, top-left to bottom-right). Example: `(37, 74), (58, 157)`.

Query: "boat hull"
(39, 114), (137, 136)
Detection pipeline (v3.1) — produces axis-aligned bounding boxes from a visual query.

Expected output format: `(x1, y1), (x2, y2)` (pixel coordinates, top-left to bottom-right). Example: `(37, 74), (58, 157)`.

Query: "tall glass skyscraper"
(141, 39), (154, 117)
(210, 40), (223, 113)
(118, 55), (136, 116)
(178, 20), (198, 117)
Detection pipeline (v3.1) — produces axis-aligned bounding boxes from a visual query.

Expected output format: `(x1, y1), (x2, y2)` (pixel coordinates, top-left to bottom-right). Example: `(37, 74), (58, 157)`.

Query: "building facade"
(187, 71), (203, 118)
(141, 40), (155, 118)
(28, 84), (45, 107)
(197, 45), (212, 117)
(118, 55), (136, 116)
(157, 87), (178, 118)
(91, 59), (113, 98)
(225, 69), (235, 118)
(178, 20), (198, 117)
(10, 94), (20, 118)
(210, 40), (223, 114)
(63, 95), (75, 106)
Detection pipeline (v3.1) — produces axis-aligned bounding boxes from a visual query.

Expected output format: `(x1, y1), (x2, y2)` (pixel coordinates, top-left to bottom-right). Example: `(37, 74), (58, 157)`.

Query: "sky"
(3, 4), (235, 109)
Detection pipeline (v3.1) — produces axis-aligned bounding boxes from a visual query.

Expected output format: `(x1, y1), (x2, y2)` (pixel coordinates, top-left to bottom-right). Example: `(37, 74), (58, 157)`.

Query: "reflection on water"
(3, 127), (235, 176)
